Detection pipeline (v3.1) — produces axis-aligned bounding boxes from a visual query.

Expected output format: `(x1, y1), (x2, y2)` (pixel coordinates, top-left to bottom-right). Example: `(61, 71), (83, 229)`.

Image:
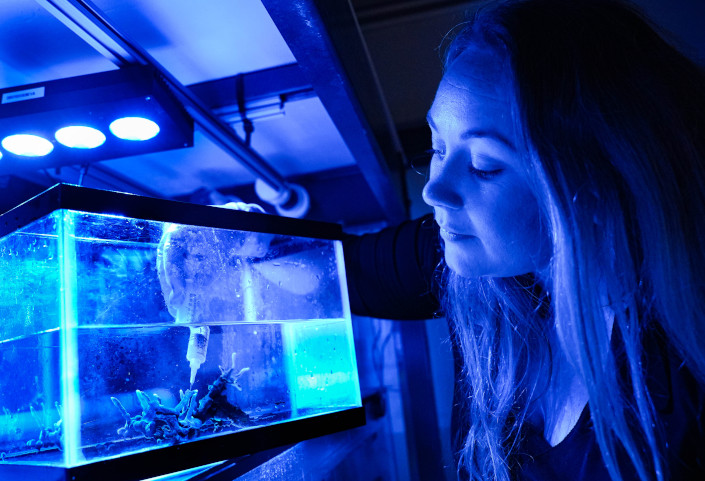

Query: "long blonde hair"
(442, 1), (705, 480)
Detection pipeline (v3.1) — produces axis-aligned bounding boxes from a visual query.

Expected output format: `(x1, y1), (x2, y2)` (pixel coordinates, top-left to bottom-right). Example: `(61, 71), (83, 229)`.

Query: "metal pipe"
(36, 0), (291, 195)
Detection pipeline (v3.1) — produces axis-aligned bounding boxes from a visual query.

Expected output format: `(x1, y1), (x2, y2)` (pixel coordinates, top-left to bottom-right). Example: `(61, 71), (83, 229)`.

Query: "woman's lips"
(439, 226), (474, 241)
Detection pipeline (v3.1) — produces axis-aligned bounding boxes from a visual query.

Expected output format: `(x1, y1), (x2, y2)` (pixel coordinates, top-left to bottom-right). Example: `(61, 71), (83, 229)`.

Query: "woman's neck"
(537, 303), (616, 446)
(540, 354), (589, 446)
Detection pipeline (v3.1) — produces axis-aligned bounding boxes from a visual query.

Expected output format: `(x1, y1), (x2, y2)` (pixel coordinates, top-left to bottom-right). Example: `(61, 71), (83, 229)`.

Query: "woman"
(347, 0), (705, 479)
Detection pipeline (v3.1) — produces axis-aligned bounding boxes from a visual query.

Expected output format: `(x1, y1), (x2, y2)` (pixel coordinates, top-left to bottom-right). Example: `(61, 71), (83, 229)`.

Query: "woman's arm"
(343, 214), (441, 320)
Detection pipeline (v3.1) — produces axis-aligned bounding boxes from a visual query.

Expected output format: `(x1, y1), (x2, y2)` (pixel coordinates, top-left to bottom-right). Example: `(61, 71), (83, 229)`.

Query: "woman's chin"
(443, 249), (536, 279)
(443, 250), (484, 279)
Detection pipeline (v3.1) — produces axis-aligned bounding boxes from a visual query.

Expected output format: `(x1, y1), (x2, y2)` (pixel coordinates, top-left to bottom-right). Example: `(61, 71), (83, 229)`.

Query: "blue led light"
(109, 117), (160, 141)
(55, 126), (106, 149)
(1, 134), (54, 157)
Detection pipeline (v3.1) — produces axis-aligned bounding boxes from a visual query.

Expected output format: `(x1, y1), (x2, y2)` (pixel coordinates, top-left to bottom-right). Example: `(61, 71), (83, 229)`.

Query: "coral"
(26, 402), (62, 452)
(111, 354), (250, 444)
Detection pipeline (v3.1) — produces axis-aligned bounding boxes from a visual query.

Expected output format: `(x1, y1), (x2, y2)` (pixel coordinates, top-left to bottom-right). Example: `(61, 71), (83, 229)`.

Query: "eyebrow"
(426, 113), (516, 151)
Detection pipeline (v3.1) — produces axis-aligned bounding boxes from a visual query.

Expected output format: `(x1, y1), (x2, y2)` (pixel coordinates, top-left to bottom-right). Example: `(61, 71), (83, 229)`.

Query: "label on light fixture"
(2, 87), (45, 104)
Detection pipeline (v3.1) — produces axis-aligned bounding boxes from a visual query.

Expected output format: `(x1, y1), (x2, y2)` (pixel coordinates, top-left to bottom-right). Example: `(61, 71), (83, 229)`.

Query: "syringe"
(186, 325), (210, 388)
(176, 285), (210, 388)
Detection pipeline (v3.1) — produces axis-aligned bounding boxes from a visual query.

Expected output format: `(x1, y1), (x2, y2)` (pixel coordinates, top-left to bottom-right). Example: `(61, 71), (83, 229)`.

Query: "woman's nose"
(422, 156), (464, 209)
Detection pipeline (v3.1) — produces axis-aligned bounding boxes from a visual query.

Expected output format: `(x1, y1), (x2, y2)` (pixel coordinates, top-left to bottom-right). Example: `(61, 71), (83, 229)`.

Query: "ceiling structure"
(0, 0), (300, 194)
(0, 0), (417, 228)
(1, 0), (703, 227)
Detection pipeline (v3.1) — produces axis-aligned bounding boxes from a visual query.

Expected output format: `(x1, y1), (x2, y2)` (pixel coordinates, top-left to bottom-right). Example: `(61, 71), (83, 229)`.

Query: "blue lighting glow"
(109, 117), (160, 141)
(2, 134), (54, 157)
(55, 126), (106, 149)
(0, 195), (362, 472)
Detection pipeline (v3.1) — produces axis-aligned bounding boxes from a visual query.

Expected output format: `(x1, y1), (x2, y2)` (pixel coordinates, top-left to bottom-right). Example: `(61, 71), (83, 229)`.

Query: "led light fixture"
(109, 117), (160, 141)
(55, 126), (106, 149)
(2, 134), (54, 157)
(0, 65), (193, 175)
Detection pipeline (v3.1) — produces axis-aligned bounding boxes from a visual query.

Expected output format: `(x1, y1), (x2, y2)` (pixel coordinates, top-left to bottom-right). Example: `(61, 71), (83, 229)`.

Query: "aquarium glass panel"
(0, 207), (360, 469)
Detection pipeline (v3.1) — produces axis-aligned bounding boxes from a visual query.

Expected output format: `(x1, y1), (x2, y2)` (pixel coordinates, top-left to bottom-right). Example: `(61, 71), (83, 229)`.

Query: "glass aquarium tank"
(0, 184), (363, 481)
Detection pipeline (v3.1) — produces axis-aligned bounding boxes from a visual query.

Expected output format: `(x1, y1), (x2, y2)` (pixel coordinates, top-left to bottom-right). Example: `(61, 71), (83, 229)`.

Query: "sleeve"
(342, 214), (442, 320)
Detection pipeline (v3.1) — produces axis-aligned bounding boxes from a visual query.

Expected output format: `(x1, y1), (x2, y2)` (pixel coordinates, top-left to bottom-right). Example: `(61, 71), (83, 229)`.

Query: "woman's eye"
(468, 164), (503, 180)
(426, 147), (503, 179)
(469, 153), (503, 180)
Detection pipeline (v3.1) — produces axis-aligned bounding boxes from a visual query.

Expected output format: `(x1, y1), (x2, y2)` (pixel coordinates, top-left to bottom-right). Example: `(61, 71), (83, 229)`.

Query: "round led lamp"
(109, 117), (160, 141)
(55, 126), (106, 149)
(1, 134), (54, 157)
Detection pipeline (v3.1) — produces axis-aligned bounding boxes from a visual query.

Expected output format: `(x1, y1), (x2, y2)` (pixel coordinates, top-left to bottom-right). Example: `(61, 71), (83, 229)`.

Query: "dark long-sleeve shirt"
(343, 214), (441, 320)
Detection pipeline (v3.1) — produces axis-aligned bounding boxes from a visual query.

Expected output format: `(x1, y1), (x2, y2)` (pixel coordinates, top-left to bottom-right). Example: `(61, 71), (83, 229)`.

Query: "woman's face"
(422, 48), (547, 278)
